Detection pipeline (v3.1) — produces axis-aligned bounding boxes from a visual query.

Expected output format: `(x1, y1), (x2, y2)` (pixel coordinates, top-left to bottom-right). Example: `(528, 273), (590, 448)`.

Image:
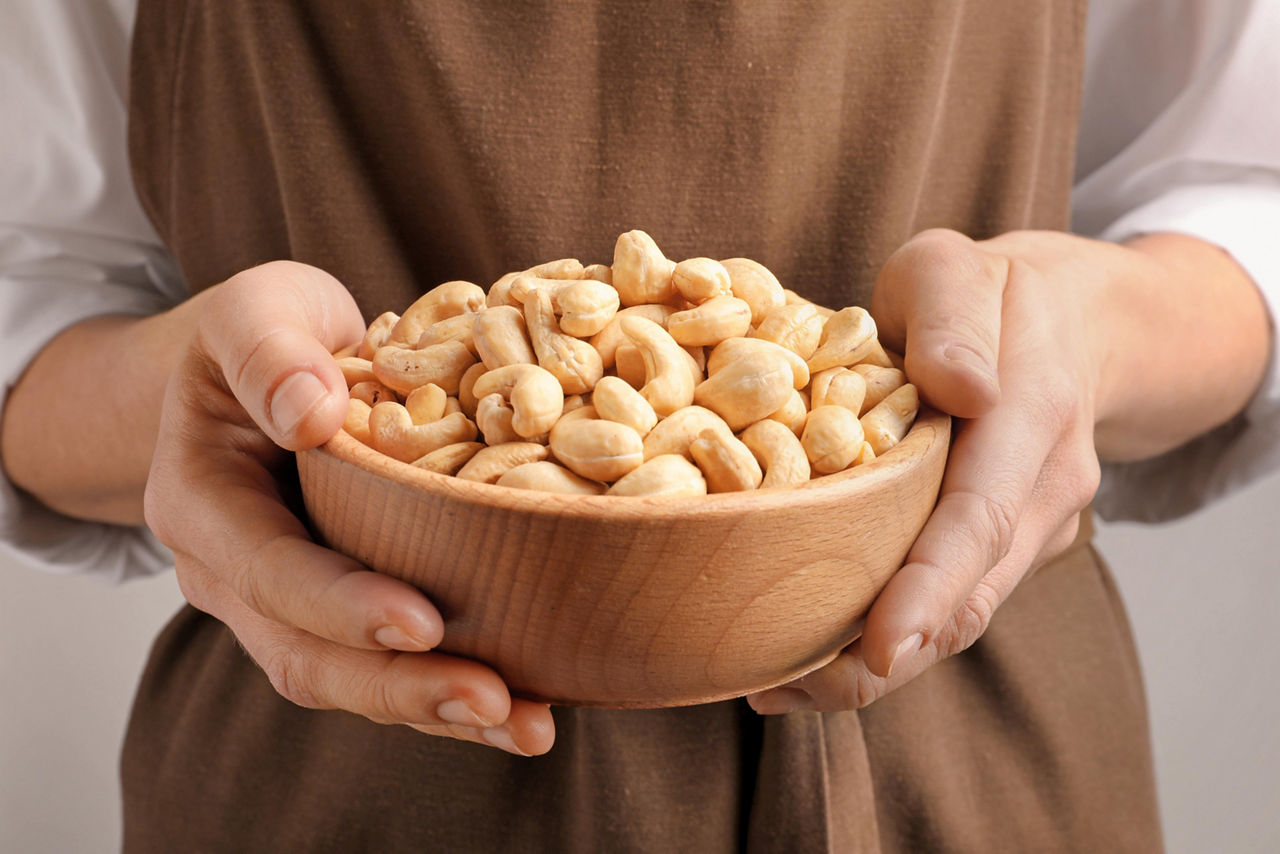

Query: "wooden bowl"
(296, 409), (949, 708)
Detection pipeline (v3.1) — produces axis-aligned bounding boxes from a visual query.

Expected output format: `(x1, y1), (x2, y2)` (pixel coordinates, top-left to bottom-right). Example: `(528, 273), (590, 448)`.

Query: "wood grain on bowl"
(297, 409), (949, 708)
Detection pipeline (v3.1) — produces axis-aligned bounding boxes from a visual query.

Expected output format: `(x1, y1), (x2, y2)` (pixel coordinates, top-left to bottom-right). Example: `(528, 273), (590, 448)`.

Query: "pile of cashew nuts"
(334, 230), (920, 496)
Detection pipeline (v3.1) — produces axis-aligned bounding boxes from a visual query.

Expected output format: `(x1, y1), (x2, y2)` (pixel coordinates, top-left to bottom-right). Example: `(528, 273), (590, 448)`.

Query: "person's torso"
(128, 0), (1086, 318)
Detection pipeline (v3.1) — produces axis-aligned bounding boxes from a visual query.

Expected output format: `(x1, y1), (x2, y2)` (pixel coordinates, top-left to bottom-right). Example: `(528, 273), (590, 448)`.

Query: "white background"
(2, 476), (1279, 853)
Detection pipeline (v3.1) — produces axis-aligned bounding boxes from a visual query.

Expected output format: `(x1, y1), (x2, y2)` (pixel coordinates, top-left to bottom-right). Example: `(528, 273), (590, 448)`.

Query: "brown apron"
(122, 2), (1163, 851)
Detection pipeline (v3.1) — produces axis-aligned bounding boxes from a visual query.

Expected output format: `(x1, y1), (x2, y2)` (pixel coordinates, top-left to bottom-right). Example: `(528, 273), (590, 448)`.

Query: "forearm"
(0, 291), (211, 526)
(1092, 232), (1271, 462)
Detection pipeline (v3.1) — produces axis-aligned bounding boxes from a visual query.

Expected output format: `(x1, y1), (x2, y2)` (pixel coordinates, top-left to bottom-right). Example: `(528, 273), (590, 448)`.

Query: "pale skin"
(0, 229), (1270, 751)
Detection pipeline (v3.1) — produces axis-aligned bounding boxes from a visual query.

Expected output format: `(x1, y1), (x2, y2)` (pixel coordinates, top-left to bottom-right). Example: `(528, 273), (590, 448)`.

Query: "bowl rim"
(305, 407), (950, 522)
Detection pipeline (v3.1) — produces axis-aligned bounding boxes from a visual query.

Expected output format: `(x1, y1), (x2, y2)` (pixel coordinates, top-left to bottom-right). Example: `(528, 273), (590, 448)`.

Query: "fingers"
(871, 229), (1004, 418)
(408, 700), (557, 756)
(857, 388), (1058, 678)
(148, 369), (444, 652)
(196, 261), (366, 450)
(208, 575), (554, 755)
(146, 262), (553, 756)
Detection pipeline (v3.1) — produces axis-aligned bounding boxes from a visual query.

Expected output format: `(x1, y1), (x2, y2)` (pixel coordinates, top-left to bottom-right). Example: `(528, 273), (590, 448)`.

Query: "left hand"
(747, 227), (1268, 713)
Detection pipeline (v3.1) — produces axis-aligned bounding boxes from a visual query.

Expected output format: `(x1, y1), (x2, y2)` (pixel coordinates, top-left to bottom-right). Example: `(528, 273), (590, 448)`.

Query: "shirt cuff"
(1093, 183), (1280, 522)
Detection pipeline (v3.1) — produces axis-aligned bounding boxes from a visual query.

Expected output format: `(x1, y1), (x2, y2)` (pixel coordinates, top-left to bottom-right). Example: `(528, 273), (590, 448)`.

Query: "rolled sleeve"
(1, 0), (182, 581)
(1073, 0), (1280, 521)
(0, 228), (182, 582)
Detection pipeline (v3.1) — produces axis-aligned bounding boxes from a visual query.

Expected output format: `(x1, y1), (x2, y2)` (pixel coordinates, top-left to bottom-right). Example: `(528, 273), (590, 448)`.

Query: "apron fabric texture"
(123, 2), (1163, 851)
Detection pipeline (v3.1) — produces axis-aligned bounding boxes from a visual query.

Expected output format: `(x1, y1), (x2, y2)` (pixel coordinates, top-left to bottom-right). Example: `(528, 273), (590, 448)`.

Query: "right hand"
(144, 261), (554, 756)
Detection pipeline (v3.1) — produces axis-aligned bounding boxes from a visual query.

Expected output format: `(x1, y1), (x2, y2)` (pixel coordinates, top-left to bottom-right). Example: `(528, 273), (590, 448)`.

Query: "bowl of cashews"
(297, 230), (950, 708)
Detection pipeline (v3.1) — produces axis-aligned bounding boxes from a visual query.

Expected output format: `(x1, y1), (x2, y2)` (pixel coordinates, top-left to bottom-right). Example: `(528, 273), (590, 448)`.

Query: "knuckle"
(891, 229), (986, 281)
(231, 549), (274, 619)
(942, 586), (999, 657)
(973, 491), (1019, 565)
(852, 669), (887, 709)
(262, 649), (325, 710)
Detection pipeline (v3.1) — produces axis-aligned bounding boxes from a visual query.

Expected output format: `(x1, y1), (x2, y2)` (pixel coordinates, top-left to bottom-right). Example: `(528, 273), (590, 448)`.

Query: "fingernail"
(270, 371), (328, 434)
(943, 345), (997, 386)
(374, 625), (424, 651)
(751, 686), (814, 715)
(436, 698), (495, 729)
(887, 633), (923, 678)
(482, 725), (531, 756)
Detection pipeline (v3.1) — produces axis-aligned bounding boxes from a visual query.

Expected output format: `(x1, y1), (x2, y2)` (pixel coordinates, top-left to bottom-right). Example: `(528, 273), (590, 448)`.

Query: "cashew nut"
(404, 382), (448, 423)
(752, 302), (826, 360)
(740, 419), (811, 489)
(486, 271), (523, 308)
(525, 257), (585, 279)
(416, 311), (479, 355)
(388, 280), (486, 345)
(807, 306), (878, 373)
(689, 428), (763, 493)
(511, 276), (620, 338)
(860, 383), (919, 456)
(809, 367), (868, 416)
(344, 398), (373, 446)
(720, 257), (785, 324)
(372, 340), (477, 395)
(851, 364), (906, 415)
(472, 305), (536, 370)
(554, 279), (620, 337)
(456, 442), (550, 483)
(708, 337), (809, 389)
(580, 263), (613, 284)
(471, 363), (564, 438)
(410, 441), (484, 475)
(607, 454), (708, 497)
(619, 315), (697, 416)
(860, 339), (897, 369)
(548, 415), (644, 482)
(336, 356), (377, 387)
(475, 393), (523, 446)
(694, 348), (794, 432)
(671, 257), (733, 304)
(801, 405), (866, 474)
(457, 362), (487, 418)
(358, 311), (399, 359)
(592, 375), (658, 437)
(589, 304), (675, 367)
(612, 230), (677, 306)
(348, 380), (398, 408)
(641, 405), (732, 460)
(613, 344), (647, 389)
(496, 460), (606, 495)
(525, 289), (603, 394)
(853, 440), (876, 467)
(666, 295), (753, 347)
(368, 403), (478, 463)
(767, 388), (809, 437)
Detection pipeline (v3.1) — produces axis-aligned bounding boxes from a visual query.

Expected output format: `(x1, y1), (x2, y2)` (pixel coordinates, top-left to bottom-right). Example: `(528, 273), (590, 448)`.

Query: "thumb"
(195, 261), (366, 450)
(869, 229), (1004, 419)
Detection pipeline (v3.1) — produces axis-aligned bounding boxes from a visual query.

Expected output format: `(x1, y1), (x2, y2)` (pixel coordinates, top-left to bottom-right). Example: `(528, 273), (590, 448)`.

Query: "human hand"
(748, 227), (1267, 713)
(144, 261), (555, 755)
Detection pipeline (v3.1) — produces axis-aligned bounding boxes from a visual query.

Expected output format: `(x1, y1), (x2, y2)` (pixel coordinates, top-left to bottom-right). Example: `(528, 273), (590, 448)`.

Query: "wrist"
(1091, 232), (1270, 462)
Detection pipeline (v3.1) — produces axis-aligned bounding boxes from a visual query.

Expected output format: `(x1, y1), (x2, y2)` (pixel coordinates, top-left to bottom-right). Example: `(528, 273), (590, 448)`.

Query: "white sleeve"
(1072, 0), (1280, 522)
(0, 0), (181, 582)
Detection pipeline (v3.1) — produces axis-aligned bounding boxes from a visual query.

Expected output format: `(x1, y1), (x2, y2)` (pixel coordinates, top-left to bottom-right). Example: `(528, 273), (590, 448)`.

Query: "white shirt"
(2, 0), (1279, 581)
